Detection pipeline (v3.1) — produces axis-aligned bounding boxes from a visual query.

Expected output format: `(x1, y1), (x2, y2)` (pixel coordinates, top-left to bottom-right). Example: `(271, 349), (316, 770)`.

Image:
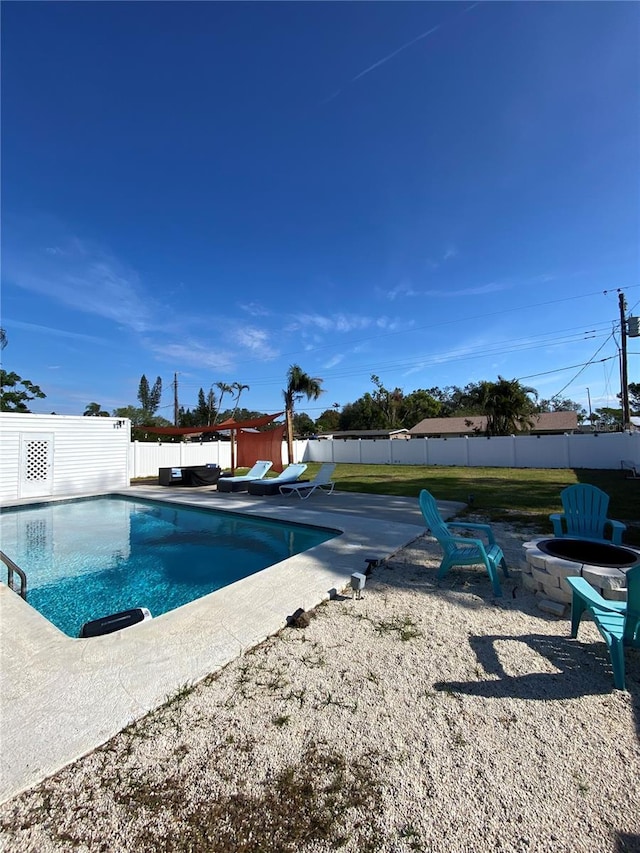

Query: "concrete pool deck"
(0, 486), (463, 803)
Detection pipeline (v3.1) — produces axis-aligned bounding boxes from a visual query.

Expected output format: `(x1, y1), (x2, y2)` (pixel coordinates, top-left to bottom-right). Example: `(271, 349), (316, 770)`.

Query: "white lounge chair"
(248, 464), (308, 496)
(279, 463), (336, 500)
(217, 460), (273, 492)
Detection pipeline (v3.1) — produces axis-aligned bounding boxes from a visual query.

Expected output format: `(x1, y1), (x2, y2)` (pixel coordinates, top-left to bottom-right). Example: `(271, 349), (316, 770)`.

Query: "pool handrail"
(0, 550), (27, 600)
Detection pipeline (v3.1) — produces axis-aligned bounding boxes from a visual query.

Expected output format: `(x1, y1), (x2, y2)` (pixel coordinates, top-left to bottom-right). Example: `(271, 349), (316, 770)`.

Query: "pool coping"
(0, 486), (463, 803)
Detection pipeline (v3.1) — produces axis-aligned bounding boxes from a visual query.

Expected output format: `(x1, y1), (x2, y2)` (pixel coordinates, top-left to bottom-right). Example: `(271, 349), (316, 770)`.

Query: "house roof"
(409, 411), (578, 435)
(318, 429), (409, 439)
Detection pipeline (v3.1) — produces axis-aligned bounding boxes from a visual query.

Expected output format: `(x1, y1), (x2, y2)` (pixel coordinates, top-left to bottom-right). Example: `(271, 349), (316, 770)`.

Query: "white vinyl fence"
(129, 432), (640, 478)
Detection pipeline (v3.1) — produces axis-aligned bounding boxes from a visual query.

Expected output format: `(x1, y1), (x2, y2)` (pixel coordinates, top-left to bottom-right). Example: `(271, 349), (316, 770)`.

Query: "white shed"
(0, 413), (131, 502)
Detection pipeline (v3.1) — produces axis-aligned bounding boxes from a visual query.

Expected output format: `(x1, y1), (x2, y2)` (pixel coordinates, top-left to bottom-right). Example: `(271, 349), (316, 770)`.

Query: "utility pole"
(619, 292), (630, 430)
(173, 372), (179, 427)
(586, 387), (593, 428)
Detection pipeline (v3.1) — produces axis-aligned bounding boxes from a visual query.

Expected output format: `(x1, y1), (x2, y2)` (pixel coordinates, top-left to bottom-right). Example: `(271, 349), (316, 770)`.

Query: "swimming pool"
(0, 496), (338, 637)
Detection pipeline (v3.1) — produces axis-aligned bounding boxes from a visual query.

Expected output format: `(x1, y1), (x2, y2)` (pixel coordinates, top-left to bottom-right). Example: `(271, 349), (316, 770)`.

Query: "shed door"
(19, 433), (54, 498)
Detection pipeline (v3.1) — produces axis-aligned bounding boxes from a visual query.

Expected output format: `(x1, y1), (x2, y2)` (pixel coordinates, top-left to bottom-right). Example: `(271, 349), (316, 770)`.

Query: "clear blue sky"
(2, 1), (638, 420)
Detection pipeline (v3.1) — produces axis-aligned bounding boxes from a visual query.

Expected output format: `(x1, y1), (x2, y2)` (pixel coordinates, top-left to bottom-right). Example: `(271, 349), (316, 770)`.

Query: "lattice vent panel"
(25, 441), (49, 481)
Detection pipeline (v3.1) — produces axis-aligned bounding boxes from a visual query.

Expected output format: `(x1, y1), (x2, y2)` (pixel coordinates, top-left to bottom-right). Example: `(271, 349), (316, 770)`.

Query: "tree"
(0, 370), (46, 412)
(538, 396), (587, 423)
(283, 365), (324, 463)
(113, 406), (149, 427)
(425, 385), (475, 417)
(113, 406), (173, 440)
(626, 382), (640, 415)
(593, 407), (623, 431)
(400, 388), (441, 426)
(194, 388), (210, 425)
(231, 382), (250, 420)
(137, 375), (162, 419)
(315, 408), (341, 433)
(213, 382), (233, 424)
(293, 412), (316, 437)
(339, 394), (382, 430)
(370, 375), (404, 428)
(84, 402), (109, 417)
(0, 328), (7, 350)
(467, 376), (537, 436)
(206, 387), (216, 424)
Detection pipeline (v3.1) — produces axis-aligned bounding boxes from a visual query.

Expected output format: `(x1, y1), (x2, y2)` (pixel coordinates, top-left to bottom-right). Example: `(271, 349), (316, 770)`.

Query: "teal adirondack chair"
(549, 484), (626, 545)
(566, 564), (640, 690)
(419, 490), (509, 597)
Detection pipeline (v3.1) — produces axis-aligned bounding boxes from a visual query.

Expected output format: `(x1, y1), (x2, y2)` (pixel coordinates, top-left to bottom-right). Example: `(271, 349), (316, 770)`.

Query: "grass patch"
(315, 463), (640, 544)
(374, 615), (424, 642)
(105, 744), (384, 853)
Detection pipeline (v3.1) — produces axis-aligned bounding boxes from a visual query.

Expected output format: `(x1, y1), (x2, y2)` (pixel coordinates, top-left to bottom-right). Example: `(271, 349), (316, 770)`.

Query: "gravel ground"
(1, 521), (639, 853)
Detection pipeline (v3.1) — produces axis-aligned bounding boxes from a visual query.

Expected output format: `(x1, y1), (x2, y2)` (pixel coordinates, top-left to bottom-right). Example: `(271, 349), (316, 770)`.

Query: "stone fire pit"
(520, 537), (640, 610)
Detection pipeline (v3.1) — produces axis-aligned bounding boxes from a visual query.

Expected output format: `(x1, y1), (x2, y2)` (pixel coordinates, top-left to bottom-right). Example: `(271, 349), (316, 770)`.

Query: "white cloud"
(385, 282), (419, 301)
(1, 318), (110, 345)
(239, 302), (272, 318)
(287, 312), (401, 334)
(323, 354), (345, 369)
(146, 340), (235, 371)
(233, 326), (278, 360)
(5, 238), (158, 333)
(423, 281), (511, 298)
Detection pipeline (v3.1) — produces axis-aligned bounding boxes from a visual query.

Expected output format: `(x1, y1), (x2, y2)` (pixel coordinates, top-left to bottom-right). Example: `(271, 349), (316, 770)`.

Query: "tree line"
(1, 326), (638, 443)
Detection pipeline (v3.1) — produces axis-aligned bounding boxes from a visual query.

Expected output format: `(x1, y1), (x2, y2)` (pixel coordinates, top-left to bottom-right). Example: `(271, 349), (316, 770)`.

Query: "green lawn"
(135, 462), (640, 544)
(306, 463), (640, 543)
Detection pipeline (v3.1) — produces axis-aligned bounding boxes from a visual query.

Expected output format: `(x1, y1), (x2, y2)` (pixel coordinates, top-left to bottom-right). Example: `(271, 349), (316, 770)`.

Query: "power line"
(517, 354), (617, 382)
(546, 334), (615, 397)
(260, 284), (640, 365)
(166, 285), (639, 387)
(175, 321), (613, 392)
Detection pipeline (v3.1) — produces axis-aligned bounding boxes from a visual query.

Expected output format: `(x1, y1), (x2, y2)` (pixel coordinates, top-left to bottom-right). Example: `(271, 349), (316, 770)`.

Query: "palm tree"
(231, 382), (250, 420)
(213, 381), (233, 423)
(283, 365), (324, 463)
(475, 377), (537, 435)
(83, 402), (110, 417)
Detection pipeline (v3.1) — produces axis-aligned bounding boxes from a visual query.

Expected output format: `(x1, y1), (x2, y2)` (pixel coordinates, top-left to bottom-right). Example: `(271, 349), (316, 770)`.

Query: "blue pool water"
(1, 496), (338, 637)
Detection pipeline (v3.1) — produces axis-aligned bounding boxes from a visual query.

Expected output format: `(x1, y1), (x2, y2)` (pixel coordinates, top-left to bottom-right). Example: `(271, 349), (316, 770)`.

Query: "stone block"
(528, 553), (549, 570)
(522, 573), (542, 593)
(582, 565), (628, 591)
(543, 557), (582, 579)
(559, 576), (576, 595)
(532, 567), (560, 589)
(602, 587), (628, 602)
(537, 598), (566, 617)
(547, 585), (573, 604)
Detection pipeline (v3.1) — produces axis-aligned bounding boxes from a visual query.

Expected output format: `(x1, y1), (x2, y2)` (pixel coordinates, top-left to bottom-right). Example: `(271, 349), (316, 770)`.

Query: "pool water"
(1, 496), (338, 637)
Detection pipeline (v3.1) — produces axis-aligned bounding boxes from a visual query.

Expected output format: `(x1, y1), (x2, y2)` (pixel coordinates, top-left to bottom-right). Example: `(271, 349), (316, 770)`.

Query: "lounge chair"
(419, 489), (509, 597)
(566, 564), (640, 690)
(279, 463), (336, 499)
(217, 460), (273, 493)
(549, 484), (626, 545)
(247, 464), (309, 496)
